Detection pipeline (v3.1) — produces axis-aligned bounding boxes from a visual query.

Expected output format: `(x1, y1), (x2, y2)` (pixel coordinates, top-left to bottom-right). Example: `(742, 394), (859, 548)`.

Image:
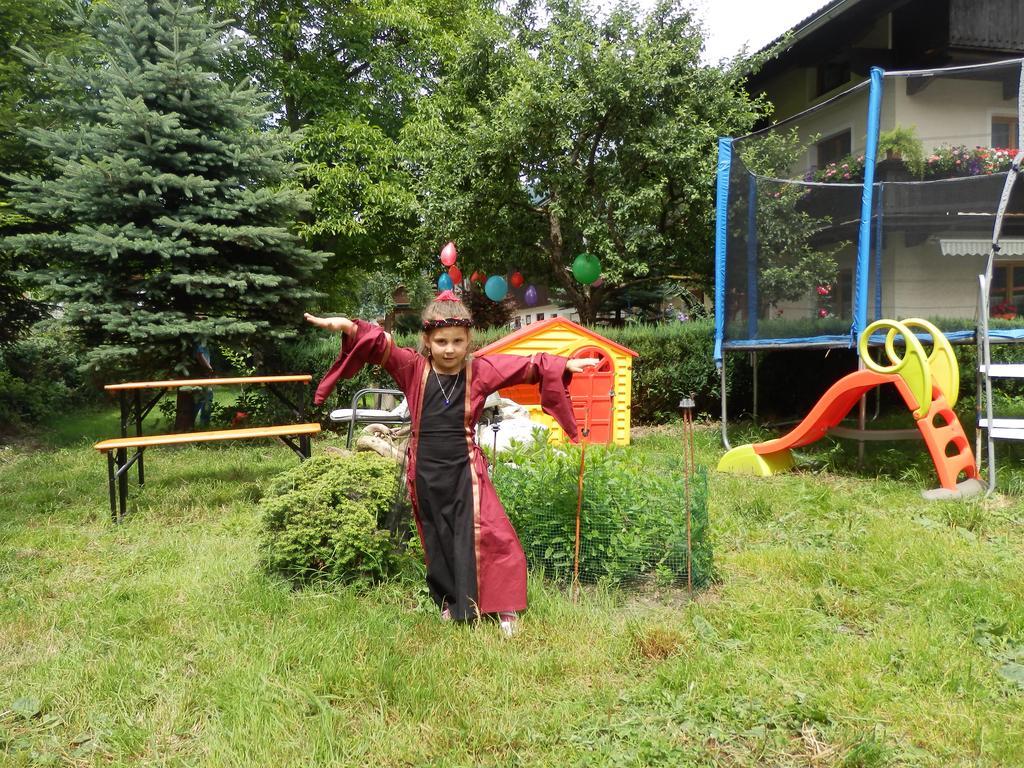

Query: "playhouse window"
(990, 263), (1024, 311)
(992, 117), (1019, 150)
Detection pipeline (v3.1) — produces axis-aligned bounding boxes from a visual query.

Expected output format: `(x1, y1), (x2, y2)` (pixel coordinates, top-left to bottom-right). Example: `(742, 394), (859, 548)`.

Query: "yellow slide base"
(717, 444), (796, 476)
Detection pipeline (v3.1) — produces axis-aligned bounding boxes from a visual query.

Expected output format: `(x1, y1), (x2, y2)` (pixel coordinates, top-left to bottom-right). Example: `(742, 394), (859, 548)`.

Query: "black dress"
(414, 368), (478, 621)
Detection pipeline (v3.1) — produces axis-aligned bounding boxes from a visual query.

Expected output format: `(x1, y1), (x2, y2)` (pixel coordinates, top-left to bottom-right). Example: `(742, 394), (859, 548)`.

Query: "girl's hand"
(566, 357), (601, 373)
(304, 313), (355, 335)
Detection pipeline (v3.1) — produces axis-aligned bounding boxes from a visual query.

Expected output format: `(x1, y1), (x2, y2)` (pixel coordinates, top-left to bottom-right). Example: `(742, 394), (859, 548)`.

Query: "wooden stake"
(572, 410), (591, 603)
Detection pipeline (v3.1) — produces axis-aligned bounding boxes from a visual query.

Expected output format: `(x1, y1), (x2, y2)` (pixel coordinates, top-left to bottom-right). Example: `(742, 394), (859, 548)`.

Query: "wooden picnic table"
(96, 374), (319, 522)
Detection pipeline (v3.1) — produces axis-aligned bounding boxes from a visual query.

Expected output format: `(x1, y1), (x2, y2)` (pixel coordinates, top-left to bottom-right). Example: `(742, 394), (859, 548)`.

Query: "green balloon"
(572, 253), (601, 284)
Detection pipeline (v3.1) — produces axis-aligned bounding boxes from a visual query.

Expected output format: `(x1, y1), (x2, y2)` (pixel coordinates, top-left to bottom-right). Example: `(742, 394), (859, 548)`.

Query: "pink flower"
(818, 309), (828, 318)
(816, 285), (830, 295)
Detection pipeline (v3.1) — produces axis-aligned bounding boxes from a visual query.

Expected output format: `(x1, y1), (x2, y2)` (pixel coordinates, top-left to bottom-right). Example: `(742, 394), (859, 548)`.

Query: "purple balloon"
(524, 285), (538, 306)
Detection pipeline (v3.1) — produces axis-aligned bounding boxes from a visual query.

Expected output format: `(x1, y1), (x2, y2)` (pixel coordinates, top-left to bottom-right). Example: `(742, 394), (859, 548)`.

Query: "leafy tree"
(406, 0), (767, 323)
(0, 0), (86, 345)
(210, 0), (485, 307)
(1, 0), (327, 417)
(735, 128), (842, 318)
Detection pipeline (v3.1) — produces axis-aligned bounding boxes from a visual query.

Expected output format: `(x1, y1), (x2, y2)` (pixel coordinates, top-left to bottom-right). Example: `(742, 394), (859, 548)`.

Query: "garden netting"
(717, 58), (1024, 358)
(490, 439), (712, 590)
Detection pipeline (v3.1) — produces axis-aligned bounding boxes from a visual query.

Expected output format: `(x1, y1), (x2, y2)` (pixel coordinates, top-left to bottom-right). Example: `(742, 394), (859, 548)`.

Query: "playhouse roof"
(475, 316), (638, 358)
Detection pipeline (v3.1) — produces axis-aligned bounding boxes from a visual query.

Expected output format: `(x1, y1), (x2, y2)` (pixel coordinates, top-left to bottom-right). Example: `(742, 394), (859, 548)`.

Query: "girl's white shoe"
(498, 611), (519, 637)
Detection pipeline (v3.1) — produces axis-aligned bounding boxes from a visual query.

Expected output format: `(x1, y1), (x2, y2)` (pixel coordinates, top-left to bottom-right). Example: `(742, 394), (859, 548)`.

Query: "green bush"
(492, 442), (712, 588)
(0, 329), (90, 430)
(258, 452), (413, 585)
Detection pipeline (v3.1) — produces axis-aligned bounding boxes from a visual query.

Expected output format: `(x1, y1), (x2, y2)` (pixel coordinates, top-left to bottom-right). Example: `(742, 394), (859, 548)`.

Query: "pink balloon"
(592, 276), (604, 287)
(440, 241), (458, 267)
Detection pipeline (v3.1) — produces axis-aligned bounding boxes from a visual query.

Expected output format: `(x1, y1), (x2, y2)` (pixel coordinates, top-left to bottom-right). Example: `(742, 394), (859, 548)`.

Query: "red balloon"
(440, 241), (458, 267)
(470, 270), (486, 284)
(510, 271), (524, 288)
(448, 265), (462, 283)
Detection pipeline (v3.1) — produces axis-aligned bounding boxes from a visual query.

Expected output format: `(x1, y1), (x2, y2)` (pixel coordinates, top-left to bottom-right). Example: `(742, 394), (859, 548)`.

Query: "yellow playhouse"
(475, 317), (638, 445)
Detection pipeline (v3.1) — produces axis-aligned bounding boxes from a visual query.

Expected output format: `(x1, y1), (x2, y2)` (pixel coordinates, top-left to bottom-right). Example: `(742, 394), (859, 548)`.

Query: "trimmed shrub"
(258, 452), (412, 585)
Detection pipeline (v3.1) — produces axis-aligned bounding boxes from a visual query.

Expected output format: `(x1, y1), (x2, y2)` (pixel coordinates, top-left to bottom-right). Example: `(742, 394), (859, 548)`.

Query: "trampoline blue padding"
(724, 327), (1024, 352)
(723, 335), (854, 350)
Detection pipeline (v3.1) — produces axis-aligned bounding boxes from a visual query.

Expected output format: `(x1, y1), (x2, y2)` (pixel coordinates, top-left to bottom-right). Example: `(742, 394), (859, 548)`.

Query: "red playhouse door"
(569, 346), (615, 443)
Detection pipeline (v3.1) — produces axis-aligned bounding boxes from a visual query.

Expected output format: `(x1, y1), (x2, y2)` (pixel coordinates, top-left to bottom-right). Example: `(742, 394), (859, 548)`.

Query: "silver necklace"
(432, 366), (461, 406)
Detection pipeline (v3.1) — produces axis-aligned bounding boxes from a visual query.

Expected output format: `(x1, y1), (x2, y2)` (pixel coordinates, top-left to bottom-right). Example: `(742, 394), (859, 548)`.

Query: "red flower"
(818, 309), (828, 318)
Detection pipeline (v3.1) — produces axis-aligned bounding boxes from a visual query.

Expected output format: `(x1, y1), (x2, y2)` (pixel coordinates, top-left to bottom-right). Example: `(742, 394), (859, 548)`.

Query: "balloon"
(470, 270), (486, 284)
(437, 273), (454, 291)
(571, 252), (602, 284)
(524, 284), (538, 306)
(510, 271), (524, 289)
(448, 265), (462, 284)
(484, 275), (508, 302)
(592, 276), (604, 288)
(440, 241), (458, 267)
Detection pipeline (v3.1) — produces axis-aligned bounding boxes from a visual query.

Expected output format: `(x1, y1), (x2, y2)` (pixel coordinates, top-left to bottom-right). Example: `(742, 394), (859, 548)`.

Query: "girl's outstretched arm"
(304, 313), (355, 336)
(565, 357), (600, 374)
(307, 315), (420, 406)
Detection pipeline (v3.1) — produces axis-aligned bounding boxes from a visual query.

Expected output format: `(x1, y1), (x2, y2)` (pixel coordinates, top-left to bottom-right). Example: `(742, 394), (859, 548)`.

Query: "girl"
(305, 291), (597, 635)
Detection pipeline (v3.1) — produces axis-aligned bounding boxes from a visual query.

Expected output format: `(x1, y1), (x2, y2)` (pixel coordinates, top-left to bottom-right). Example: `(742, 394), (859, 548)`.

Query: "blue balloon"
(438, 273), (454, 291)
(484, 275), (508, 302)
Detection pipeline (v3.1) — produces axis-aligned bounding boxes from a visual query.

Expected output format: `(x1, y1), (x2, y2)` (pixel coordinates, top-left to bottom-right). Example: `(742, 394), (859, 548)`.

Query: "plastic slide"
(717, 319), (981, 498)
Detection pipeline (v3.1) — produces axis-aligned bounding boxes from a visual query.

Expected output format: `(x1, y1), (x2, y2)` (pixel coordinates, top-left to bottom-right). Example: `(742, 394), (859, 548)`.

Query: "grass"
(1, 409), (1023, 766)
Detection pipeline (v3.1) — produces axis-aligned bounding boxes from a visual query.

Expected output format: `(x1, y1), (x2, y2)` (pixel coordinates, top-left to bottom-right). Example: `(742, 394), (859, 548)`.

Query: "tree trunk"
(174, 390), (197, 433)
(546, 200), (596, 324)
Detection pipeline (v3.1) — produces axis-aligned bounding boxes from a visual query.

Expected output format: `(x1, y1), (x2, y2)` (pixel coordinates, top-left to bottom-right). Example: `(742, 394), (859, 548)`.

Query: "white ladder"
(975, 153), (1024, 493)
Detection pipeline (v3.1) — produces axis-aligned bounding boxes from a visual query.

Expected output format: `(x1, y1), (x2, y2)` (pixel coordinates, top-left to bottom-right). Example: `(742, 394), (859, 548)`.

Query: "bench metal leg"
(279, 435), (311, 461)
(134, 390), (145, 486)
(116, 447), (128, 523)
(107, 452), (117, 522)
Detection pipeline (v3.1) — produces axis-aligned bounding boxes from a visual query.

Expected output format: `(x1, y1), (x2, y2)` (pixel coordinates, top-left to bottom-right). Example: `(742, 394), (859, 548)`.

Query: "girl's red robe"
(314, 320), (579, 616)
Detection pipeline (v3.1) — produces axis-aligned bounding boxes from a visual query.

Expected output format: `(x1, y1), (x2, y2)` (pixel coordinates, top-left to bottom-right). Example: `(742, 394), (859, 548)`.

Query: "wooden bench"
(95, 375), (320, 522)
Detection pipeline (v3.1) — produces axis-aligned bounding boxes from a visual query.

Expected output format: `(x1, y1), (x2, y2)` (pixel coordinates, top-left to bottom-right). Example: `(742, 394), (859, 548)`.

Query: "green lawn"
(1, 411), (1023, 766)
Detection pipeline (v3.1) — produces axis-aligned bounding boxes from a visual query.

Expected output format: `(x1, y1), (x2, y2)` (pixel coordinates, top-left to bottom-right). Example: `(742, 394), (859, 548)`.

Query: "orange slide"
(717, 319), (980, 497)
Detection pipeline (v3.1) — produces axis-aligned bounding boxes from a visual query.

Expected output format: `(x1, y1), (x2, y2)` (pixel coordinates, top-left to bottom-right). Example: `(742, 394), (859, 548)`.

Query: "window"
(536, 312), (545, 321)
(816, 130), (852, 168)
(991, 263), (1024, 314)
(525, 314), (532, 325)
(992, 117), (1019, 150)
(817, 60), (851, 97)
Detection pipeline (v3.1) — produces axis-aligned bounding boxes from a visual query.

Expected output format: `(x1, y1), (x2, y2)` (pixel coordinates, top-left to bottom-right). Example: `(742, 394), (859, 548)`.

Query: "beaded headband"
(422, 317), (473, 332)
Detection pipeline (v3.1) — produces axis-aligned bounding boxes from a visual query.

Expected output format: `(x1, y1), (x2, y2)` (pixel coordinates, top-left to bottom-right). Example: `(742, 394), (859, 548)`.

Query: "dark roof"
(755, 0), (856, 57)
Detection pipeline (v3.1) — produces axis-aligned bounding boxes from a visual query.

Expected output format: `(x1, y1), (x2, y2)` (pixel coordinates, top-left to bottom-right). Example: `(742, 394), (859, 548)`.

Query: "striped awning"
(939, 238), (1024, 257)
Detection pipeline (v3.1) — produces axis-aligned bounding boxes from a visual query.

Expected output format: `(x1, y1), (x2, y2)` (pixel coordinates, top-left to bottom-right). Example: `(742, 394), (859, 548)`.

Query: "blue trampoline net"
(717, 59), (1024, 360)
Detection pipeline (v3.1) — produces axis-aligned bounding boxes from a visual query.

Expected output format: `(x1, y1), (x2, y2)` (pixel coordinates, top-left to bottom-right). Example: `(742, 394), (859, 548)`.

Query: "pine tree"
(2, 0), (327, 381)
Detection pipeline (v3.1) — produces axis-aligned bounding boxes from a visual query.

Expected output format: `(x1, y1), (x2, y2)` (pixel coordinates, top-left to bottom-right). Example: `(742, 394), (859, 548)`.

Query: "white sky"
(687, 0), (830, 63)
